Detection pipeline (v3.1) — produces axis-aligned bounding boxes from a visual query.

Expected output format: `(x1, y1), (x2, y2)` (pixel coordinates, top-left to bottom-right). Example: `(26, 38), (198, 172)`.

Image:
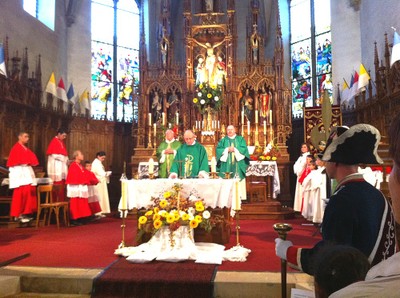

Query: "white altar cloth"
(121, 178), (240, 217)
(246, 161), (280, 198)
(1, 177), (53, 186)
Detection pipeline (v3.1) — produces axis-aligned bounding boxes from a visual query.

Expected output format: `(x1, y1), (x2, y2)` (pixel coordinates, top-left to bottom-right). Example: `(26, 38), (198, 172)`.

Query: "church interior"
(1, 0), (400, 297)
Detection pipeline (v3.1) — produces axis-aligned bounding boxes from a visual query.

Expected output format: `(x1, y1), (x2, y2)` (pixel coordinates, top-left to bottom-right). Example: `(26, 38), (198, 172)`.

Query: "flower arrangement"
(250, 141), (281, 161)
(137, 183), (216, 243)
(192, 83), (223, 114)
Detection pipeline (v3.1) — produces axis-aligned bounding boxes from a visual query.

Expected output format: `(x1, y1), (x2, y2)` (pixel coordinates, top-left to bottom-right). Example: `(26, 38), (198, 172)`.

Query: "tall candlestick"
(211, 156), (217, 173)
(269, 110), (272, 124)
(235, 180), (241, 211)
(247, 121), (250, 136)
(148, 158), (154, 174)
(263, 120), (267, 135)
(148, 113), (152, 126)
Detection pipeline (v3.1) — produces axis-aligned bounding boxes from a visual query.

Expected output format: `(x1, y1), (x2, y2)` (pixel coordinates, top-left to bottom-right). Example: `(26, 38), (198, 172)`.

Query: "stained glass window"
(290, 0), (331, 118)
(91, 0), (139, 122)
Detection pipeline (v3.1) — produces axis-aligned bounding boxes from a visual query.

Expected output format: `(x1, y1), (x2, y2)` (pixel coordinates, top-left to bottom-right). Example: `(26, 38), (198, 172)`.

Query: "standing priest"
(156, 129), (181, 178)
(169, 130), (209, 179)
(216, 125), (250, 179)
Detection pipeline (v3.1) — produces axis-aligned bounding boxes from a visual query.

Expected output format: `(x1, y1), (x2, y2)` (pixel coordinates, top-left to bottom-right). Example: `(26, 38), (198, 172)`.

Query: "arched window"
(91, 0), (140, 122)
(290, 0), (331, 118)
(23, 0), (55, 30)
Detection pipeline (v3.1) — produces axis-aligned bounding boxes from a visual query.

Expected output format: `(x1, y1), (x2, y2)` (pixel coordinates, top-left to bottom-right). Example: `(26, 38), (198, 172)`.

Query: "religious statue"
(160, 27), (169, 69)
(195, 56), (206, 85)
(214, 54), (226, 86)
(166, 89), (179, 122)
(258, 86), (272, 120)
(194, 40), (225, 86)
(250, 24), (260, 65)
(241, 89), (253, 122)
(205, 0), (213, 12)
(151, 91), (162, 124)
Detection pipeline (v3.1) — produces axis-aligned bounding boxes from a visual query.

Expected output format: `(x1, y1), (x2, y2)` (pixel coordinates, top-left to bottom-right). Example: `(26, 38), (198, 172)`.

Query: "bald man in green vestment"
(216, 125), (250, 180)
(156, 129), (181, 178)
(169, 130), (209, 179)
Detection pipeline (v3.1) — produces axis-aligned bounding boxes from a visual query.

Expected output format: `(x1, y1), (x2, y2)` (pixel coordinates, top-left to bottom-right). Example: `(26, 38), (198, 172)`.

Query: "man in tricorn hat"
(275, 124), (397, 275)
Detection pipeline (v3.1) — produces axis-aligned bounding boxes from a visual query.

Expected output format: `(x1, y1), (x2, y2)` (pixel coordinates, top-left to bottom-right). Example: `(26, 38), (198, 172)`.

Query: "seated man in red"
(7, 131), (39, 223)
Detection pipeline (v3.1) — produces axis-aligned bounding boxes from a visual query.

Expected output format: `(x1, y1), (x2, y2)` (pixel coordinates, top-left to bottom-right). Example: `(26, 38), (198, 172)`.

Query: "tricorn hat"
(321, 124), (383, 165)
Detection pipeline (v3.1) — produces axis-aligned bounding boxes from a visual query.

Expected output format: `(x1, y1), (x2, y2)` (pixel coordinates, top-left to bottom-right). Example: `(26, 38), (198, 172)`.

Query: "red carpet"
(0, 216), (321, 271)
(92, 258), (217, 298)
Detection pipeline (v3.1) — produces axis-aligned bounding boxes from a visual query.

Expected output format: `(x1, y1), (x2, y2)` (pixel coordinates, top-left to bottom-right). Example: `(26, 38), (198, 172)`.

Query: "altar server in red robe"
(66, 150), (92, 225)
(84, 160), (102, 216)
(46, 128), (68, 202)
(7, 132), (39, 222)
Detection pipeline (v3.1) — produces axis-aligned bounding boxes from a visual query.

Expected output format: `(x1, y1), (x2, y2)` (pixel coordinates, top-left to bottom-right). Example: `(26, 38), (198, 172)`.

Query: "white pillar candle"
(255, 110), (258, 124)
(241, 110), (244, 124)
(121, 180), (127, 210)
(176, 112), (179, 125)
(211, 156), (217, 173)
(162, 112), (166, 126)
(263, 120), (267, 135)
(247, 120), (250, 136)
(153, 123), (156, 136)
(148, 158), (154, 174)
(148, 113), (152, 126)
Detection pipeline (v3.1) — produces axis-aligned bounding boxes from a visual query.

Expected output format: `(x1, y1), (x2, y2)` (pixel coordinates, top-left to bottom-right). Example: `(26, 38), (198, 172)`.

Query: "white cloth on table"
(246, 161), (280, 198)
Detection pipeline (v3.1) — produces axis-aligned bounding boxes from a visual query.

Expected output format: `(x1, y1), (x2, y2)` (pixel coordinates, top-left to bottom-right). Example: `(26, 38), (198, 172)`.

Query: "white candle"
(241, 110), (244, 124)
(235, 180), (241, 211)
(162, 112), (166, 126)
(263, 120), (267, 135)
(247, 120), (250, 136)
(269, 110), (272, 124)
(255, 110), (259, 124)
(121, 180), (127, 210)
(176, 112), (179, 125)
(153, 123), (156, 136)
(211, 156), (217, 173)
(148, 113), (152, 126)
(149, 158), (154, 174)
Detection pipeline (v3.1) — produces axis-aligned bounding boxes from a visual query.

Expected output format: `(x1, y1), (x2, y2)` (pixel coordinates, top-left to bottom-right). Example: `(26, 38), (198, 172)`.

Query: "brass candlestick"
(149, 173), (155, 179)
(224, 172), (231, 179)
(255, 126), (260, 147)
(147, 126), (153, 148)
(118, 209), (127, 249)
(273, 223), (293, 298)
(210, 172), (218, 179)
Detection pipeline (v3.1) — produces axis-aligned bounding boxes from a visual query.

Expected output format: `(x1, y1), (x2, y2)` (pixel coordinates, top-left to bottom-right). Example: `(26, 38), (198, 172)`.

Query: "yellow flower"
(207, 93), (212, 98)
(190, 219), (199, 228)
(173, 213), (180, 221)
(166, 214), (175, 224)
(266, 156), (271, 160)
(153, 207), (159, 214)
(139, 216), (147, 224)
(195, 204), (204, 212)
(272, 156), (277, 161)
(199, 84), (204, 89)
(145, 210), (153, 216)
(193, 98), (198, 103)
(182, 213), (190, 221)
(210, 84), (216, 89)
(195, 215), (203, 223)
(163, 191), (171, 199)
(153, 213), (161, 221)
(160, 199), (168, 208)
(153, 219), (162, 229)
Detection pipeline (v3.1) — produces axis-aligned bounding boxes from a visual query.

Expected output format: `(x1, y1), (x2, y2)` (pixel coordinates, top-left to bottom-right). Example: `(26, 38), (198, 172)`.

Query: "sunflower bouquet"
(192, 83), (223, 114)
(137, 183), (214, 242)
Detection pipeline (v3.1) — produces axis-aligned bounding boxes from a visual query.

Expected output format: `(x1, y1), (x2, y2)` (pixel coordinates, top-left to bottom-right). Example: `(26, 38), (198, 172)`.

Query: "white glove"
(275, 238), (293, 260)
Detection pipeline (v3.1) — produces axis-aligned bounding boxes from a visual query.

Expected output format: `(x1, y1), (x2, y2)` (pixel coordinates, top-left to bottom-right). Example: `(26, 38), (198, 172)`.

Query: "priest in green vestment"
(216, 125), (250, 180)
(169, 130), (209, 179)
(156, 129), (181, 178)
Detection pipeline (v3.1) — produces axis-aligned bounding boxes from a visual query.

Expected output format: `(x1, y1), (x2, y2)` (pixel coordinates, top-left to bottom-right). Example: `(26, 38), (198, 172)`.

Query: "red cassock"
(7, 142), (39, 217)
(85, 169), (102, 214)
(46, 137), (68, 201)
(66, 162), (92, 220)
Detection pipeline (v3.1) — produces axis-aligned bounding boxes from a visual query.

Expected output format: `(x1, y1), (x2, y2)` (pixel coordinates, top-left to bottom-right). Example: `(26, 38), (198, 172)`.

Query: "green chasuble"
(170, 141), (209, 178)
(216, 135), (250, 180)
(156, 140), (181, 178)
